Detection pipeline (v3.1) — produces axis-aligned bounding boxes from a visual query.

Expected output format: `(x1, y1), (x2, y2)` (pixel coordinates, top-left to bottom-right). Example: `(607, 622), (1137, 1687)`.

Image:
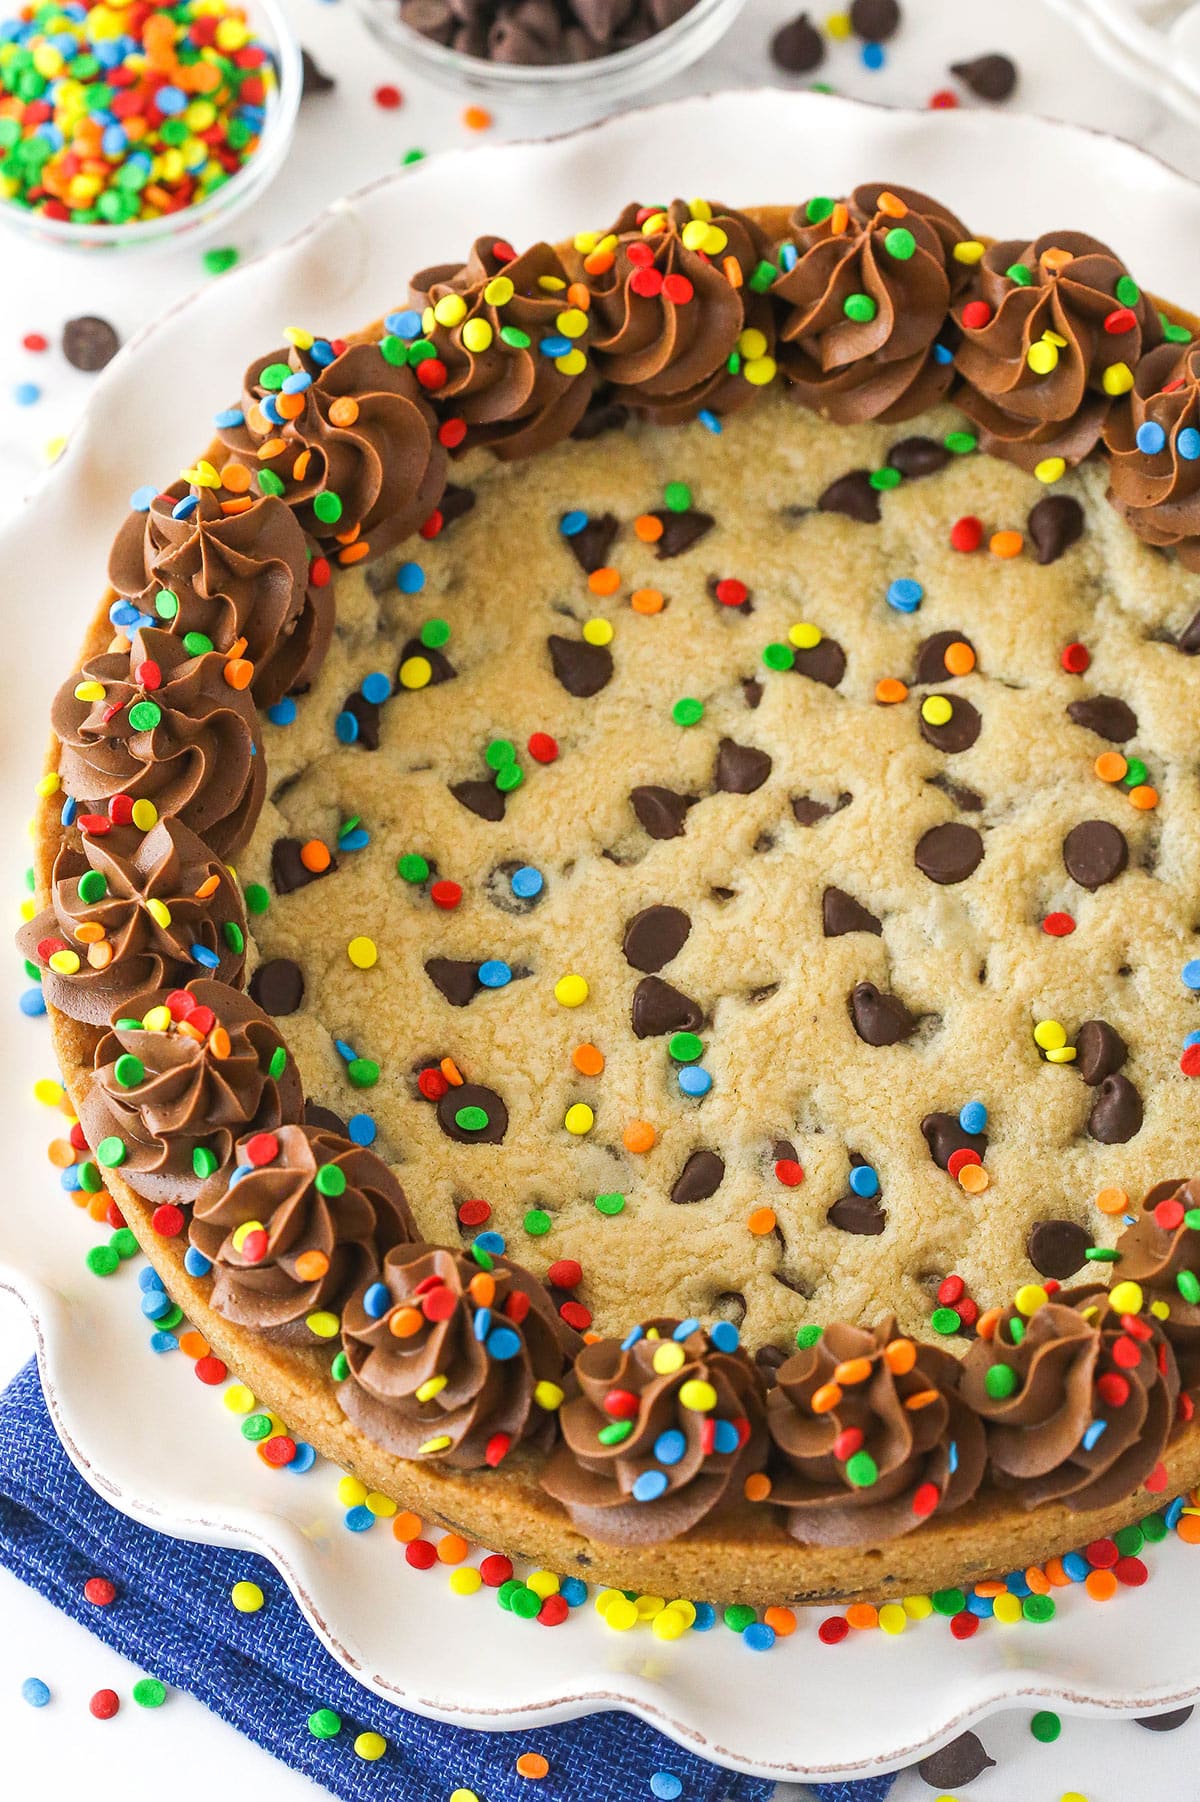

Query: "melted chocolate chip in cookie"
(622, 904), (691, 973)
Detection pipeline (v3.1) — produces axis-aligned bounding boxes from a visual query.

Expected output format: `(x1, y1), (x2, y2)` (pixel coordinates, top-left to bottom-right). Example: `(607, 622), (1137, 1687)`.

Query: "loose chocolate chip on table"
(916, 1731), (995, 1788)
(1027, 1218), (1093, 1280)
(850, 0), (900, 40)
(437, 1081), (508, 1144)
(425, 957), (482, 1007)
(915, 630), (975, 684)
(631, 785), (698, 839)
(822, 886), (882, 937)
(300, 47), (336, 94)
(915, 821), (983, 884)
(1027, 492), (1084, 564)
(548, 634), (613, 697)
(562, 511), (618, 575)
(827, 1192), (886, 1235)
(1088, 1072), (1143, 1144)
(951, 52), (1018, 101)
(451, 778), (507, 821)
(1136, 1707), (1194, 1731)
(849, 980), (916, 1046)
(1075, 1018), (1128, 1085)
(1063, 819), (1127, 889)
(770, 10), (825, 74)
(622, 904), (691, 972)
(648, 509), (715, 557)
(921, 1111), (988, 1169)
(715, 738), (772, 793)
(919, 694), (981, 754)
(887, 435), (949, 478)
(305, 1099), (348, 1135)
(271, 837), (336, 895)
(792, 791), (852, 826)
(925, 772), (984, 811)
(62, 314), (120, 372)
(1066, 694), (1138, 742)
(671, 1148), (725, 1204)
(790, 635), (846, 688)
(249, 958), (305, 1016)
(817, 469), (879, 523)
(631, 976), (704, 1039)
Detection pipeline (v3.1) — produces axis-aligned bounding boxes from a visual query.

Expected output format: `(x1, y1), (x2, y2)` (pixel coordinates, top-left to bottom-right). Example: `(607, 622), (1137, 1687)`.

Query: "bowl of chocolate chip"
(352, 0), (747, 102)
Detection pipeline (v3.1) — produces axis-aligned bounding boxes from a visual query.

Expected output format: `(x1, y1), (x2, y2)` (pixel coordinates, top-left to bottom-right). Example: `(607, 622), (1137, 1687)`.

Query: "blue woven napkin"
(0, 1358), (893, 1802)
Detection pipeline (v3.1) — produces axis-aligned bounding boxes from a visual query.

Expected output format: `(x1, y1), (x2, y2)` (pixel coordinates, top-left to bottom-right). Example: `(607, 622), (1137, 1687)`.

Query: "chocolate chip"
(548, 633), (613, 697)
(305, 1099), (347, 1134)
(1027, 1218), (1093, 1279)
(849, 980), (916, 1046)
(439, 482), (476, 527)
(919, 693), (981, 753)
(951, 52), (1018, 100)
(1027, 493), (1084, 564)
(915, 630), (975, 684)
(770, 10), (825, 73)
(425, 957), (481, 1006)
(62, 315), (120, 373)
(1088, 1072), (1143, 1144)
(827, 1192), (886, 1234)
(817, 469), (879, 523)
(774, 1139), (797, 1161)
(742, 678), (764, 710)
(649, 509), (714, 557)
(249, 958), (305, 1016)
(1063, 819), (1127, 889)
(671, 1149), (725, 1204)
(1075, 1018), (1128, 1085)
(921, 1111), (988, 1169)
(631, 976), (704, 1038)
(451, 778), (507, 821)
(850, 0), (899, 38)
(1066, 695), (1138, 743)
(437, 1080), (508, 1143)
(271, 837), (336, 894)
(343, 690), (381, 750)
(622, 904), (691, 972)
(399, 635), (455, 685)
(631, 785), (697, 839)
(1178, 607), (1200, 654)
(715, 738), (772, 793)
(792, 791), (852, 825)
(915, 821), (983, 884)
(300, 47), (336, 94)
(562, 511), (618, 574)
(822, 887), (882, 937)
(887, 435), (949, 479)
(1136, 1707), (1194, 1731)
(925, 772), (984, 811)
(572, 396), (629, 439)
(790, 635), (846, 688)
(916, 1731), (995, 1789)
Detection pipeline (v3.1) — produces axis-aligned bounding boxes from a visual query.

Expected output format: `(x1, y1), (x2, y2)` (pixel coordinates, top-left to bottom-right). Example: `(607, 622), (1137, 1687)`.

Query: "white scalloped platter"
(5, 90), (1200, 1783)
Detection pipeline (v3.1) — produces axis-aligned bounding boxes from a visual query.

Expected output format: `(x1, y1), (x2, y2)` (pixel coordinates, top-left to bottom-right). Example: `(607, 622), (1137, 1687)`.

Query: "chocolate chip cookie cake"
(21, 184), (1200, 1605)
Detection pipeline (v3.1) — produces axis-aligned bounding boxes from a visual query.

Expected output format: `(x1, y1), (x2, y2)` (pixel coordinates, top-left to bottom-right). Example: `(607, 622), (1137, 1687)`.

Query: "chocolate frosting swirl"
(564, 199), (772, 419)
(954, 231), (1162, 470)
(960, 1284), (1178, 1510)
(78, 979), (302, 1207)
(409, 237), (596, 458)
(1106, 339), (1200, 571)
(107, 485), (331, 706)
(771, 183), (968, 424)
(338, 1243), (577, 1468)
(218, 340), (447, 559)
(540, 1319), (766, 1543)
(766, 1317), (985, 1545)
(17, 818), (246, 1027)
(190, 1123), (416, 1343)
(1113, 1178), (1200, 1399)
(52, 626), (264, 860)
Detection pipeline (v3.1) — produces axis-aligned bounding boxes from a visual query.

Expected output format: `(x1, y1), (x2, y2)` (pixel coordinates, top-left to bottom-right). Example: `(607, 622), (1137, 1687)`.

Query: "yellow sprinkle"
(483, 276), (514, 307)
(536, 274), (566, 292)
(564, 1103), (594, 1135)
(602, 1595), (639, 1631)
(1043, 329), (1068, 349)
(337, 1475), (368, 1507)
(43, 433), (67, 466)
(1034, 456), (1066, 483)
(651, 1341), (686, 1376)
(556, 307), (588, 339)
(353, 1732), (387, 1762)
(635, 1593), (665, 1618)
(1102, 361), (1134, 396)
(347, 936), (377, 970)
(1015, 1283), (1049, 1317)
(903, 1594), (933, 1619)
(737, 327), (768, 360)
(1110, 1281), (1144, 1316)
(461, 318), (493, 354)
(554, 972), (589, 1007)
(593, 1587), (622, 1616)
(433, 294), (468, 328)
(743, 355), (777, 386)
(145, 898), (172, 929)
(1033, 1018), (1067, 1052)
(399, 655), (432, 690)
(651, 1607), (687, 1639)
(141, 1005), (172, 1032)
(1150, 1299), (1170, 1320)
(787, 621), (821, 649)
(417, 1434), (453, 1455)
(35, 771), (61, 797)
(526, 1569), (559, 1598)
(953, 238), (986, 265)
(667, 1597), (696, 1626)
(678, 1378), (717, 1412)
(825, 10), (851, 38)
(131, 798), (158, 831)
(415, 1374), (448, 1403)
(921, 695), (953, 727)
(534, 1380), (564, 1411)
(33, 1077), (64, 1107)
(1027, 340), (1059, 375)
(48, 949), (81, 975)
(305, 1310), (340, 1339)
(449, 1569), (482, 1597)
(365, 1491), (396, 1517)
(992, 1592), (1023, 1624)
(686, 197), (712, 222)
(230, 1581), (264, 1614)
(223, 1383), (256, 1414)
(73, 680), (106, 703)
(1045, 1046), (1078, 1064)
(582, 618), (613, 647)
(555, 348), (588, 377)
(878, 1602), (907, 1635)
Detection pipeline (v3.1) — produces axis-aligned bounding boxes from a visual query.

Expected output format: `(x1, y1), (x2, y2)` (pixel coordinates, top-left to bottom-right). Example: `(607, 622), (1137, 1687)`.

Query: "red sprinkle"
(937, 1275), (965, 1306)
(480, 1553), (514, 1586)
(950, 1612), (979, 1640)
(418, 1068), (449, 1101)
(818, 1616), (849, 1644)
(438, 418), (467, 449)
(1114, 1555), (1148, 1586)
(484, 1432), (511, 1467)
(405, 1538), (437, 1570)
(537, 1594), (570, 1626)
(1061, 641), (1091, 673)
(23, 331), (48, 352)
(457, 1198), (491, 1226)
(946, 1147), (982, 1178)
(1104, 306), (1137, 335)
(775, 1158), (804, 1187)
(912, 1481), (939, 1517)
(714, 577), (749, 608)
(928, 88), (958, 108)
(961, 300), (992, 330)
(527, 731), (558, 763)
(950, 515), (984, 553)
(1181, 1045), (1200, 1077)
(430, 879), (462, 910)
(262, 1435), (297, 1467)
(374, 83), (402, 108)
(151, 1202), (185, 1239)
(1156, 1198), (1186, 1231)
(83, 1576), (117, 1607)
(1085, 1537), (1119, 1569)
(546, 1258), (582, 1289)
(1146, 1460), (1169, 1492)
(1042, 912), (1076, 937)
(559, 1299), (591, 1332)
(194, 1355), (228, 1386)
(1097, 1372), (1131, 1408)
(244, 1131), (279, 1167)
(89, 1689), (120, 1720)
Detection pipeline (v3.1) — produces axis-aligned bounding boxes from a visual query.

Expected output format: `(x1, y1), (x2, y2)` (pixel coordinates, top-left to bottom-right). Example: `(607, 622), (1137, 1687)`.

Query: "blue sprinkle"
(948, 1439), (958, 1475)
(539, 335), (571, 357)
(310, 339), (336, 366)
(1182, 959), (1200, 991)
(632, 1468), (669, 1503)
(348, 1113), (377, 1145)
(60, 795), (77, 828)
(511, 865), (543, 899)
(60, 1166), (81, 1193)
(966, 1592), (993, 1617)
(288, 1441), (316, 1473)
(228, 1163), (253, 1188)
(361, 671), (391, 704)
(190, 944), (220, 969)
(334, 1038), (357, 1063)
(335, 710), (359, 744)
(712, 1419), (739, 1455)
(1005, 1570), (1032, 1597)
(110, 600), (141, 628)
(698, 409), (722, 434)
(20, 988), (46, 1017)
(13, 381), (40, 406)
(654, 1429), (687, 1465)
(282, 370), (313, 395)
(651, 1775), (683, 1800)
(620, 1325), (645, 1352)
(473, 1306), (493, 1341)
(396, 561), (425, 593)
(141, 1289), (172, 1319)
(262, 396), (282, 425)
(384, 309), (423, 340)
(559, 510), (587, 537)
(673, 1318), (701, 1341)
(861, 40), (885, 69)
(710, 1320), (740, 1353)
(213, 406), (244, 430)
(691, 1602), (717, 1630)
(474, 1230), (505, 1255)
(1081, 1420), (1108, 1452)
(155, 82), (186, 113)
(743, 1622), (775, 1651)
(338, 828), (369, 852)
(487, 1326), (522, 1361)
(1063, 1550), (1091, 1581)
(478, 959), (512, 988)
(848, 1163), (879, 1198)
(1166, 1495), (1186, 1530)
(1135, 420), (1167, 455)
(267, 697), (297, 727)
(886, 577), (923, 613)
(184, 1246), (212, 1279)
(363, 1282), (390, 1319)
(560, 1576), (588, 1607)
(1184, 1030), (1200, 1048)
(171, 493), (198, 521)
(958, 1100), (987, 1135)
(138, 1267), (165, 1292)
(130, 483), (157, 511)
(149, 1330), (178, 1354)
(932, 341), (954, 365)
(678, 1066), (712, 1097)
(344, 1505), (374, 1533)
(1177, 426), (1200, 461)
(21, 1677), (51, 1708)
(779, 242), (798, 272)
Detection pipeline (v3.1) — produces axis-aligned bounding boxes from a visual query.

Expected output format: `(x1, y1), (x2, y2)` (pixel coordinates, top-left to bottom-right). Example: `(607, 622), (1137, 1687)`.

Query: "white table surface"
(3, 0), (1200, 1795)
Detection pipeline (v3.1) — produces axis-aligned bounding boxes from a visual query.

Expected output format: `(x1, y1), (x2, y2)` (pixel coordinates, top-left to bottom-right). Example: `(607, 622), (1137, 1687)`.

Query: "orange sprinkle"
(230, 634), (250, 661)
(876, 190), (908, 217)
(247, 403), (271, 436)
(631, 587), (664, 615)
(87, 941), (113, 970)
(1044, 1557), (1072, 1588)
(1041, 245), (1072, 271)
(1128, 784), (1158, 810)
(194, 873), (221, 899)
(943, 640), (976, 675)
(1176, 1513), (1200, 1544)
(219, 461), (251, 494)
(623, 1120), (656, 1154)
(516, 1753), (549, 1781)
(47, 1139), (75, 1168)
(845, 1602), (878, 1630)
(1097, 1184), (1130, 1215)
(903, 1388), (941, 1411)
(328, 396), (360, 427)
(743, 1471), (772, 1503)
(633, 513), (664, 543)
(275, 391), (306, 421)
(178, 1330), (209, 1360)
(989, 529), (1023, 559)
(74, 920), (105, 943)
(294, 1250), (330, 1283)
(875, 677), (908, 705)
(958, 1163), (989, 1194)
(973, 1580), (1006, 1598)
(747, 1206), (777, 1236)
(208, 1025), (231, 1060)
(468, 1271), (496, 1308)
(437, 1533), (469, 1564)
(1085, 1568), (1118, 1602)
(299, 840), (331, 873)
(462, 104), (492, 130)
(389, 1306), (424, 1339)
(219, 495), (254, 516)
(338, 542), (370, 566)
(828, 202), (850, 235)
(566, 282), (591, 311)
(392, 1510), (423, 1543)
(1095, 751), (1128, 783)
(176, 1019), (205, 1043)
(440, 1056), (464, 1086)
(583, 248), (615, 277)
(811, 1381), (843, 1415)
(292, 449), (311, 482)
(87, 1193), (109, 1221)
(721, 254), (743, 288)
(255, 434), (285, 459)
(763, 1604), (797, 1636)
(572, 1043), (605, 1076)
(833, 1357), (873, 1386)
(223, 658), (254, 690)
(884, 1337), (917, 1375)
(588, 566), (620, 596)
(977, 1306), (1003, 1340)
(1025, 1565), (1051, 1594)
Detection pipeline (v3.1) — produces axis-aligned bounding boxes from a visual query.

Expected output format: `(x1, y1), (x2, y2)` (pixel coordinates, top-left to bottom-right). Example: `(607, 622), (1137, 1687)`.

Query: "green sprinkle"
(402, 148), (426, 165)
(78, 870), (107, 903)
(132, 1678), (166, 1709)
(1114, 1523), (1144, 1556)
(844, 1451), (878, 1488)
(242, 1412), (273, 1442)
(485, 738), (516, 770)
(308, 1708), (342, 1740)
(1115, 274), (1141, 307)
(883, 226), (915, 261)
(111, 1227), (139, 1260)
(1178, 1270), (1200, 1304)
(930, 1306), (961, 1335)
(398, 853), (430, 883)
(762, 642), (795, 672)
(127, 700), (161, 732)
(193, 1146), (219, 1180)
(667, 1031), (703, 1063)
(79, 1159), (101, 1194)
(1005, 261), (1033, 286)
(524, 1208), (552, 1236)
(748, 259), (777, 294)
(1008, 1316), (1025, 1345)
(499, 325), (531, 350)
(470, 1243), (495, 1272)
(113, 1054), (144, 1088)
(155, 1303), (183, 1331)
(1185, 1208), (1200, 1230)
(258, 361), (290, 392)
(257, 469), (285, 497)
(598, 1419), (633, 1445)
(182, 631), (213, 656)
(1141, 1511), (1168, 1542)
(268, 1046), (287, 1080)
(1030, 1710), (1061, 1743)
(495, 764), (523, 793)
(594, 1192), (625, 1216)
(805, 195), (834, 223)
(315, 1163), (347, 1197)
(984, 1362), (1018, 1400)
(223, 920), (245, 954)
(795, 1323), (823, 1349)
(203, 246), (238, 276)
(671, 697), (704, 727)
(455, 1104), (489, 1132)
(97, 1135), (126, 1168)
(496, 1578), (521, 1610)
(407, 339), (436, 364)
(420, 618), (450, 649)
(663, 481), (691, 512)
(1085, 1246), (1120, 1263)
(244, 882), (269, 915)
(869, 466), (902, 491)
(931, 1587), (966, 1617)
(86, 1245), (120, 1277)
(379, 335), (407, 366)
(312, 491), (342, 526)
(1162, 316), (1192, 344)
(1023, 1593), (1056, 1624)
(723, 1604), (756, 1632)
(843, 292), (877, 323)
(330, 1350), (350, 1382)
(509, 1585), (541, 1619)
(155, 589), (179, 619)
(347, 1058), (380, 1089)
(944, 430), (977, 455)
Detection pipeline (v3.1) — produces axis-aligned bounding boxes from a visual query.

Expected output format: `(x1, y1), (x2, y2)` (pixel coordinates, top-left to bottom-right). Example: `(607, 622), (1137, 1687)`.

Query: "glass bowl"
(351, 0), (748, 105)
(0, 0), (302, 254)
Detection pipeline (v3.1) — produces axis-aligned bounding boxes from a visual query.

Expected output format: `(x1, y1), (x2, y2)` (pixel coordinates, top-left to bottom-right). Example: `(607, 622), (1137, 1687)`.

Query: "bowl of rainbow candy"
(0, 0), (301, 250)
